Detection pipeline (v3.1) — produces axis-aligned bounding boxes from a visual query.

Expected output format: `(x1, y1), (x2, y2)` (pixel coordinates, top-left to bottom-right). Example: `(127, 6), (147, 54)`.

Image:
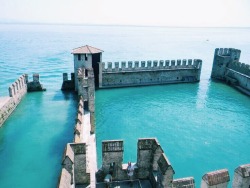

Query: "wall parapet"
(214, 48), (241, 58)
(101, 59), (202, 73)
(61, 73), (75, 91)
(8, 74), (27, 101)
(74, 97), (84, 143)
(172, 177), (195, 188)
(201, 169), (230, 188)
(227, 61), (250, 77)
(211, 47), (250, 96)
(0, 75), (28, 127)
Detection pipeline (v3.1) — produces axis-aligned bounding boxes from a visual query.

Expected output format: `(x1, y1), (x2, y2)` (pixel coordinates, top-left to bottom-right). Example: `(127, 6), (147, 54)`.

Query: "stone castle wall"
(98, 138), (250, 188)
(226, 61), (250, 92)
(58, 47), (249, 187)
(58, 95), (94, 187)
(0, 74), (45, 127)
(96, 138), (175, 187)
(0, 75), (27, 127)
(211, 48), (250, 95)
(99, 59), (202, 88)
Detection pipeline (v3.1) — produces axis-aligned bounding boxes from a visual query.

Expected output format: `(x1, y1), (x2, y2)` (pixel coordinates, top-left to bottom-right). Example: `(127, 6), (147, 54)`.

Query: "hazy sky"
(1, 0), (250, 27)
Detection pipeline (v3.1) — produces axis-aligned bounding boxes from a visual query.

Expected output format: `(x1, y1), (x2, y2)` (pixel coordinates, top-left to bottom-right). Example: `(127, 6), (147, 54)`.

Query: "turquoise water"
(96, 82), (250, 186)
(0, 24), (250, 187)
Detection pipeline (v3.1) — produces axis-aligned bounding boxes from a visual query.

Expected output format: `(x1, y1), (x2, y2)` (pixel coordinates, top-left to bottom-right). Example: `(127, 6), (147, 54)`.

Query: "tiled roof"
(72, 45), (103, 54)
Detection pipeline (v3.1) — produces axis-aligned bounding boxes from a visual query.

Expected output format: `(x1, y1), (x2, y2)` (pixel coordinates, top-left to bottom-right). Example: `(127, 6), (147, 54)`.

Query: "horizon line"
(1, 21), (250, 29)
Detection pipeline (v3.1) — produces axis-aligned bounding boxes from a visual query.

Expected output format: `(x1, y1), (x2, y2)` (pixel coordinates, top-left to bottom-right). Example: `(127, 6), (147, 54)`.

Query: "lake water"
(0, 24), (250, 187)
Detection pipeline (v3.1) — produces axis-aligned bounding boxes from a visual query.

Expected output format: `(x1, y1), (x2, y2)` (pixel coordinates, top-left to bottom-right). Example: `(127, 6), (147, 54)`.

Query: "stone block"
(201, 169), (230, 188)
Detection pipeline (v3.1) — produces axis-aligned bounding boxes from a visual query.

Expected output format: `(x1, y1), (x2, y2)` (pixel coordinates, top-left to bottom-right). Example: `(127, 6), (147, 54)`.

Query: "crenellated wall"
(0, 75), (27, 127)
(201, 169), (230, 188)
(77, 67), (95, 133)
(8, 74), (27, 104)
(74, 97), (84, 143)
(211, 48), (250, 95)
(58, 92), (96, 187)
(0, 74), (45, 127)
(58, 47), (250, 187)
(233, 164), (250, 188)
(99, 59), (202, 88)
(96, 138), (250, 188)
(61, 73), (75, 91)
(173, 177), (195, 188)
(96, 138), (176, 187)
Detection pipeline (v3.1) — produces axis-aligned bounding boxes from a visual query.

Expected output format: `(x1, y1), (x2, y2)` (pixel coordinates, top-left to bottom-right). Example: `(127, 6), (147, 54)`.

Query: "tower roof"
(71, 45), (103, 54)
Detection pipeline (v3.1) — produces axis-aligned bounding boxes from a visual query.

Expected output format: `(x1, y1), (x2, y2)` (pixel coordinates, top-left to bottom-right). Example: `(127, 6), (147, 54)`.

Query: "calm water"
(0, 24), (250, 187)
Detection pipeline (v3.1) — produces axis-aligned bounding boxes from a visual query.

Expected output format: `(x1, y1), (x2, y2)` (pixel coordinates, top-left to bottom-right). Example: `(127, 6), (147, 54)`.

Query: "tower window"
(85, 54), (88, 61)
(78, 54), (81, 61)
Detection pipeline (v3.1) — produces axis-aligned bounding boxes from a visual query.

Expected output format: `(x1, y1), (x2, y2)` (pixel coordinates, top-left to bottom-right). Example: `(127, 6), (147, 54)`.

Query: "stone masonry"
(58, 45), (250, 188)
(211, 48), (250, 96)
(99, 59), (202, 88)
(0, 74), (45, 127)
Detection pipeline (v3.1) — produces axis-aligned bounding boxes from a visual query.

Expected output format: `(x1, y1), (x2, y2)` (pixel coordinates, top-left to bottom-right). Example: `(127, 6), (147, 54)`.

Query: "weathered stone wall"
(233, 164), (250, 188)
(99, 59), (202, 88)
(137, 138), (164, 179)
(201, 169), (230, 188)
(27, 73), (46, 92)
(70, 143), (89, 184)
(172, 177), (195, 188)
(74, 97), (83, 143)
(58, 95), (92, 188)
(57, 168), (72, 188)
(73, 54), (93, 91)
(9, 74), (27, 103)
(211, 48), (250, 95)
(101, 140), (125, 181)
(226, 68), (250, 91)
(97, 138), (175, 187)
(61, 73), (75, 91)
(77, 67), (95, 133)
(0, 98), (15, 127)
(227, 61), (250, 77)
(157, 153), (175, 188)
(0, 75), (27, 127)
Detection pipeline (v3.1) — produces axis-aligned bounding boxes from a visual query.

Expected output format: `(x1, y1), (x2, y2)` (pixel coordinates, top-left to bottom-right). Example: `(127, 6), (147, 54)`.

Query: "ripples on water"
(0, 24), (250, 187)
(96, 82), (250, 186)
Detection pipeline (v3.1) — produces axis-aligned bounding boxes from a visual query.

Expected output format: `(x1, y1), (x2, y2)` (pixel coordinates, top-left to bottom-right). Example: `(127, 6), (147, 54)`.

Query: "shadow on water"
(49, 90), (78, 187)
(52, 90), (77, 101)
(0, 90), (78, 188)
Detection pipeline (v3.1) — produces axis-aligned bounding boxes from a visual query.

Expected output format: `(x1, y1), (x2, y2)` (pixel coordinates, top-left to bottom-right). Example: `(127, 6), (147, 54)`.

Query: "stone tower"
(71, 45), (103, 91)
(211, 48), (241, 80)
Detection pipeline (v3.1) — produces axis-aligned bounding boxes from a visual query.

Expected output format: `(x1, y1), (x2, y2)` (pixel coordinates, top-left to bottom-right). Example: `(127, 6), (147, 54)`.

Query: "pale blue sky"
(1, 0), (250, 27)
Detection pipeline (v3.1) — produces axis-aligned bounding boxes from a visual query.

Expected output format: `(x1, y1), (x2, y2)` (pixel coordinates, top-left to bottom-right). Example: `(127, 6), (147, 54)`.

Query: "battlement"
(95, 138), (175, 187)
(26, 73), (46, 92)
(1, 74), (45, 127)
(8, 74), (27, 99)
(201, 169), (230, 187)
(61, 73), (75, 91)
(227, 61), (250, 77)
(211, 48), (250, 95)
(74, 97), (84, 143)
(214, 48), (241, 59)
(173, 177), (195, 188)
(99, 59), (202, 88)
(101, 59), (202, 73)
